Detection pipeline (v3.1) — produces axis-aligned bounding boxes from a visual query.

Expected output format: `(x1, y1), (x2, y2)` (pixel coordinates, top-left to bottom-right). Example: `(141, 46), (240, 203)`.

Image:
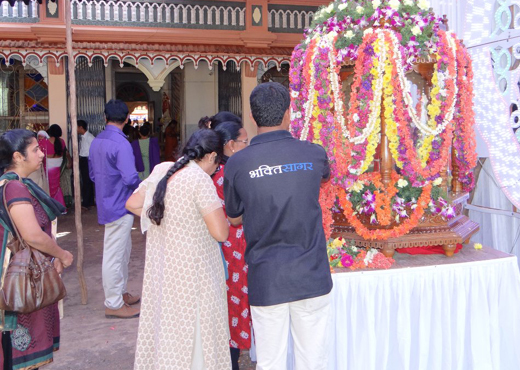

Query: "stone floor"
(45, 208), (256, 370)
(43, 206), (509, 369)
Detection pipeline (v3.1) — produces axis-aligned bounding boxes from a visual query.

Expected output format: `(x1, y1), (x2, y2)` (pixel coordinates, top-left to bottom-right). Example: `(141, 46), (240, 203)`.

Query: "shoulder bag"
(0, 181), (67, 314)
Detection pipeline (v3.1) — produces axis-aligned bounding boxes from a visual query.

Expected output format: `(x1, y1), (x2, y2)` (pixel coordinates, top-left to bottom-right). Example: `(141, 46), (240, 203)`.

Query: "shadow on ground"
(45, 209), (256, 370)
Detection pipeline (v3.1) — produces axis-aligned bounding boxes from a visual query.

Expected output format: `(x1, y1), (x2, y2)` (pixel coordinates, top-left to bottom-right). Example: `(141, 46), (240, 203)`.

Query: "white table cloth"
(281, 248), (520, 370)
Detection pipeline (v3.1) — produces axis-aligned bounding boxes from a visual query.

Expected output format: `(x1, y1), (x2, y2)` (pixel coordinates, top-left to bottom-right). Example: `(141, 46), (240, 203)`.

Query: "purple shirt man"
(88, 99), (141, 319)
(89, 125), (140, 224)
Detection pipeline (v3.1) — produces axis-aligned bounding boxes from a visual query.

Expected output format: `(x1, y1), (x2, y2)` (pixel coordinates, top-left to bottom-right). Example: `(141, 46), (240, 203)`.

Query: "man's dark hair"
(139, 124), (151, 137)
(250, 82), (290, 127)
(104, 99), (129, 124)
(77, 120), (88, 131)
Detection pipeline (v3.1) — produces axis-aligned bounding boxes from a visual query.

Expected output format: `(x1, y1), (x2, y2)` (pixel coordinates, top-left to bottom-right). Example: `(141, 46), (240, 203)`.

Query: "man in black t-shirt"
(224, 82), (332, 370)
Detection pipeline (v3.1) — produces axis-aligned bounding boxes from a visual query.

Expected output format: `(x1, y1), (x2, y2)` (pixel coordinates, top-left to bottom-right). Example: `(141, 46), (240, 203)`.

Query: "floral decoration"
(327, 237), (395, 269)
(308, 0), (440, 65)
(292, 0), (478, 242)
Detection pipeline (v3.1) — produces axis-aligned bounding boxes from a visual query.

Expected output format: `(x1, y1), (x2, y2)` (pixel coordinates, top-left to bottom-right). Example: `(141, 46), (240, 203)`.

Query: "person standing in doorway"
(77, 120), (95, 210)
(131, 124), (160, 181)
(89, 99), (141, 319)
(224, 82), (333, 370)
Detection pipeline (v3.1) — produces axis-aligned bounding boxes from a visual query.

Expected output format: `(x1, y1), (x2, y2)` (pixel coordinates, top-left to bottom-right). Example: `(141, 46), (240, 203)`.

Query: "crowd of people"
(0, 81), (332, 370)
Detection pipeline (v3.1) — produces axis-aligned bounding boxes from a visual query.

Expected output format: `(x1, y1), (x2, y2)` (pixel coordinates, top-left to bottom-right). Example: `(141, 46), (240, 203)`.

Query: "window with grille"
(218, 61), (242, 119)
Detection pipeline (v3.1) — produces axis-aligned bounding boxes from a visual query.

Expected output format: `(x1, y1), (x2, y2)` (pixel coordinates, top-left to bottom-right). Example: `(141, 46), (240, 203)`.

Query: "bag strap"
(2, 180), (28, 251)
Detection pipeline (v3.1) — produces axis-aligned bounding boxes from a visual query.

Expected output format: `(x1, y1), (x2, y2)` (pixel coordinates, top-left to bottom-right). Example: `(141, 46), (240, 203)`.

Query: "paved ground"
(45, 208), (256, 370)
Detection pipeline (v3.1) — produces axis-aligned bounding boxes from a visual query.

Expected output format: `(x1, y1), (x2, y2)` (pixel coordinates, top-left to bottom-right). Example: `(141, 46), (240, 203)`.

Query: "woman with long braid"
(126, 129), (231, 370)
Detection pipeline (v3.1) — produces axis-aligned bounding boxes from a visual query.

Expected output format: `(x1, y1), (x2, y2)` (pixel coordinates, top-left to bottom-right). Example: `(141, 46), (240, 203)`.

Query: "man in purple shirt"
(89, 99), (141, 319)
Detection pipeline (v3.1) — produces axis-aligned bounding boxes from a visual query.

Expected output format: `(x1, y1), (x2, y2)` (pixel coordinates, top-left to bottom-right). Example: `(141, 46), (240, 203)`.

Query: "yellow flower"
(350, 181), (364, 192)
(356, 5), (364, 13)
(397, 179), (409, 188)
(411, 26), (421, 36)
(474, 243), (483, 250)
(433, 177), (443, 186)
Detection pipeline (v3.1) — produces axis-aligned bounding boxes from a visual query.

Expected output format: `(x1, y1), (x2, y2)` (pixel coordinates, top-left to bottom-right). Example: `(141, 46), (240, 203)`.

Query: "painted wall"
(183, 61), (218, 141)
(47, 64), (68, 142)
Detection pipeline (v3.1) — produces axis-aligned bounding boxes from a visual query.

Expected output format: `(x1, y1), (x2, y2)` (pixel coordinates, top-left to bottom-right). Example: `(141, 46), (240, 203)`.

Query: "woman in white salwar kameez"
(126, 129), (231, 370)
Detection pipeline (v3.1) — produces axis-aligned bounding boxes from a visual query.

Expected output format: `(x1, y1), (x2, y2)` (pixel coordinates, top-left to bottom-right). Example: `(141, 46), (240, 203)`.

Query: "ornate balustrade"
(0, 0), (39, 22)
(268, 5), (316, 33)
(71, 0), (246, 30)
(0, 0), (318, 35)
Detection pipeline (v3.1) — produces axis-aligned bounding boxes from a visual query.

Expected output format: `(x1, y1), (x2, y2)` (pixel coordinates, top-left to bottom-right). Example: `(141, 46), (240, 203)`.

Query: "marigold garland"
(452, 39), (477, 191)
(338, 182), (432, 240)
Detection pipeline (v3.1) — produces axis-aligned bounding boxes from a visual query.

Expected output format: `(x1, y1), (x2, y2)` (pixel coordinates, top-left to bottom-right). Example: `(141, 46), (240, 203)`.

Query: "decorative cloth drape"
(280, 248), (520, 370)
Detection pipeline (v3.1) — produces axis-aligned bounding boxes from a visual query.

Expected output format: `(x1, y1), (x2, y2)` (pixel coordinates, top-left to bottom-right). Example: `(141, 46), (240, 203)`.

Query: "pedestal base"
(331, 193), (480, 257)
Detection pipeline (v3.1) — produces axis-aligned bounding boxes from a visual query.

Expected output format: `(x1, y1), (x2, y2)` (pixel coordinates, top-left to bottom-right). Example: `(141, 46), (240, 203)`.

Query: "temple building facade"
(0, 0), (328, 152)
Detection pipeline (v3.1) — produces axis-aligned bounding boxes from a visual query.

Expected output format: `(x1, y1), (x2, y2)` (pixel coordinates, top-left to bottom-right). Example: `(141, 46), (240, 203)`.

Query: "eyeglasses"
(235, 139), (248, 145)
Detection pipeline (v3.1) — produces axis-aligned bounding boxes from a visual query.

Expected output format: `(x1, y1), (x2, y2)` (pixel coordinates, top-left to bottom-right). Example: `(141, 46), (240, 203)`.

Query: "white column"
(183, 61), (217, 141)
(48, 62), (69, 142)
(241, 62), (259, 140)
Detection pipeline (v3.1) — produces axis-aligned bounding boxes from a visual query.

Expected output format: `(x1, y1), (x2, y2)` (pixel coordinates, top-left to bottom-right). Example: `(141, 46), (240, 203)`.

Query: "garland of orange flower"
(338, 176), (432, 240)
(371, 172), (400, 226)
(452, 39), (477, 191)
(319, 181), (336, 238)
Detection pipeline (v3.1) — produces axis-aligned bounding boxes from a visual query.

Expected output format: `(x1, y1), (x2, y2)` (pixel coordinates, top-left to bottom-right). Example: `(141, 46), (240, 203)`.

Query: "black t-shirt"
(224, 130), (333, 306)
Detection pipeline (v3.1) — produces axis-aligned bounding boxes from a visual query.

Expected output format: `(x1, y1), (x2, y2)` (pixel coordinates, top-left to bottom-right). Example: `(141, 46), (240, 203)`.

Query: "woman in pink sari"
(42, 124), (70, 208)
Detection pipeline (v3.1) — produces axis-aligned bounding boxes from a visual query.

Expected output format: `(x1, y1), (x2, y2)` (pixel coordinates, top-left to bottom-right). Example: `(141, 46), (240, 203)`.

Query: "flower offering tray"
(331, 192), (479, 257)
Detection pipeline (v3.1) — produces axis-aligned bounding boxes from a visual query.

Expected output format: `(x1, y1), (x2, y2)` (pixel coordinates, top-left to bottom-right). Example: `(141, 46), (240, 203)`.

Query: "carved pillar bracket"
(147, 79), (166, 92)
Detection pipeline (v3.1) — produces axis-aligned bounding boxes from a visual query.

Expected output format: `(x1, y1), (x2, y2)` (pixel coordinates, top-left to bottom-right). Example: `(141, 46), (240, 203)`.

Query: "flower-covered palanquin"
(289, 0), (479, 256)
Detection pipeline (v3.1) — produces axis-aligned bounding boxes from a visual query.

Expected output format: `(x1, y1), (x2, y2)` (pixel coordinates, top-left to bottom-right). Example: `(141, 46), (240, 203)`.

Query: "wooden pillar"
(380, 102), (393, 186)
(451, 146), (462, 194)
(65, 0), (88, 305)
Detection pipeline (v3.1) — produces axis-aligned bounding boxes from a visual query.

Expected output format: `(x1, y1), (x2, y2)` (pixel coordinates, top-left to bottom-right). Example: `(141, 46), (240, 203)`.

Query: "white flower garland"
(389, 31), (458, 136)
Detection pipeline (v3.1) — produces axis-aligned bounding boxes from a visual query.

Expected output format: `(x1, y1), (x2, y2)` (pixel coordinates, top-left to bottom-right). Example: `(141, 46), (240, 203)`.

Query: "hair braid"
(147, 130), (221, 225)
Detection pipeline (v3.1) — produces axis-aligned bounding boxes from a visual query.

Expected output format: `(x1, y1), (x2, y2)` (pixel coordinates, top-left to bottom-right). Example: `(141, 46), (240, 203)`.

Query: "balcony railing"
(71, 0), (246, 30)
(268, 5), (316, 34)
(0, 0), (39, 22)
